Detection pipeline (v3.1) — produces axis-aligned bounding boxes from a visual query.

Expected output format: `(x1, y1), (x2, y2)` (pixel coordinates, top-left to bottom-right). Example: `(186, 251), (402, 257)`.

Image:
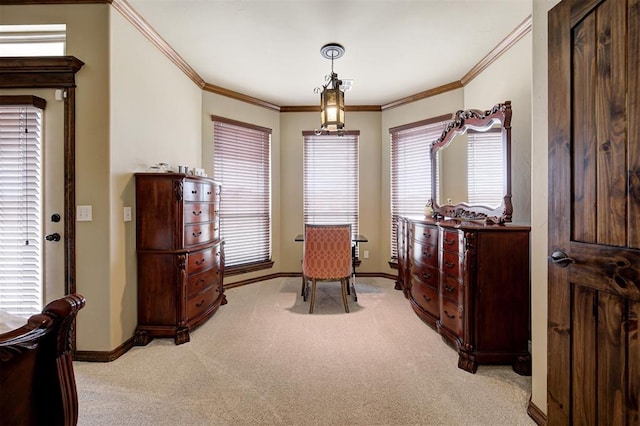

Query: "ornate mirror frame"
(429, 100), (512, 224)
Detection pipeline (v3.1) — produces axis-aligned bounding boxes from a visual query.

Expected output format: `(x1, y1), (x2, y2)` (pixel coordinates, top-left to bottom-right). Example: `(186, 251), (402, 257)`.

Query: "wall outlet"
(364, 250), (369, 259)
(123, 206), (132, 222)
(77, 205), (92, 221)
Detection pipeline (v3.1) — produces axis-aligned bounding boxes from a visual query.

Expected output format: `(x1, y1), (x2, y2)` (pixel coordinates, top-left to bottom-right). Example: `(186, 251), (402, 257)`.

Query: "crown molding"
(3, 1), (532, 111)
(110, 0), (205, 89)
(460, 14), (532, 86)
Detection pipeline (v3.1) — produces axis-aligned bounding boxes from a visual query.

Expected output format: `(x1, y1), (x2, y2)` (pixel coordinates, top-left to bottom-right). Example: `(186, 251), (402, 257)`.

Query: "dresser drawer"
(186, 284), (222, 319)
(411, 264), (438, 289)
(412, 240), (438, 267)
(411, 280), (439, 317)
(412, 223), (438, 245)
(440, 299), (463, 337)
(184, 223), (219, 247)
(186, 267), (220, 298)
(183, 181), (219, 202)
(187, 245), (220, 274)
(184, 202), (217, 224)
(440, 250), (462, 278)
(441, 273), (463, 305)
(441, 229), (461, 252)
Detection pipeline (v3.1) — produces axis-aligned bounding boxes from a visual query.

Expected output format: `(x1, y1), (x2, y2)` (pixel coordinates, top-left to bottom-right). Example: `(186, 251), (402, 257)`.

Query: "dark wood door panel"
(568, 241), (640, 301)
(549, 0), (639, 423)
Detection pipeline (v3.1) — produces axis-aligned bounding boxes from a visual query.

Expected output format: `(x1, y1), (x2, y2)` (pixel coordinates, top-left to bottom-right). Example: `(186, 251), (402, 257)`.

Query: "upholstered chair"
(301, 224), (352, 314)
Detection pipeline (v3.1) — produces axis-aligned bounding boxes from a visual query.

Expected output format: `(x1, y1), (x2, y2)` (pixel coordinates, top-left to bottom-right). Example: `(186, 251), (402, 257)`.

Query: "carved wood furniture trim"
(429, 101), (513, 224)
(0, 294), (86, 425)
(0, 56), (84, 297)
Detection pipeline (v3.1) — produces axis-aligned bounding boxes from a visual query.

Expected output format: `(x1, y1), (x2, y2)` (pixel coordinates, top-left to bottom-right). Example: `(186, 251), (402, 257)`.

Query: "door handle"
(45, 233), (61, 242)
(549, 250), (575, 268)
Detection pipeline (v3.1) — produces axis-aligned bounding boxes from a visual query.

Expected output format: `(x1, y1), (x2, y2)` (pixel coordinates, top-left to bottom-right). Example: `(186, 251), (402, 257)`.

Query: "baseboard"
(74, 336), (135, 362)
(75, 272), (396, 362)
(527, 398), (547, 425)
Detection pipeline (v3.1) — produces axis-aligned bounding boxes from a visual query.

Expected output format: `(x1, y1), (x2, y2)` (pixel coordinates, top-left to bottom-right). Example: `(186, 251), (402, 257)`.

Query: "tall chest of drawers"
(134, 173), (226, 345)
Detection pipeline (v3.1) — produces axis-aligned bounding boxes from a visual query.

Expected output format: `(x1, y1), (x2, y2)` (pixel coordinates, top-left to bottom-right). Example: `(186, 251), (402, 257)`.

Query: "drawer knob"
(422, 294), (431, 302)
(445, 285), (454, 293)
(444, 310), (456, 319)
(422, 273), (431, 280)
(444, 238), (455, 245)
(444, 261), (455, 269)
(192, 190), (198, 194)
(196, 278), (205, 285)
(195, 299), (205, 308)
(193, 231), (202, 237)
(422, 251), (431, 258)
(423, 232), (431, 238)
(195, 259), (205, 265)
(193, 210), (202, 216)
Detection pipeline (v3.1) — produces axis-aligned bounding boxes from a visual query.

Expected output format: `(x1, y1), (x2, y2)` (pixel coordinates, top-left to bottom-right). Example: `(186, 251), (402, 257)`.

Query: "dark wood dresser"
(134, 173), (226, 345)
(398, 216), (531, 375)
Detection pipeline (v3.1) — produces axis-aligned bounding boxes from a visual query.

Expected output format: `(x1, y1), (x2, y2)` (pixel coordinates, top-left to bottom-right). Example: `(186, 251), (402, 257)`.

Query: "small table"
(295, 233), (368, 301)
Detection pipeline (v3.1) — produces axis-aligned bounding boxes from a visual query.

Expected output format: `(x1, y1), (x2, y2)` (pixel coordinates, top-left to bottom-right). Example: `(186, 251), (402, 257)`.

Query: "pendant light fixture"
(314, 43), (346, 134)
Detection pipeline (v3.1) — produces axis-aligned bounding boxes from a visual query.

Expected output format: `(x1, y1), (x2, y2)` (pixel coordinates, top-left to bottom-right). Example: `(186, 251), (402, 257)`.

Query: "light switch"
(77, 205), (92, 221)
(124, 206), (132, 222)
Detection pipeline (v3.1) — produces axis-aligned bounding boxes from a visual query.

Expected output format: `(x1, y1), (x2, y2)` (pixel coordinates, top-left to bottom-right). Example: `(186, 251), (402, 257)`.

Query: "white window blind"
(0, 104), (43, 317)
(467, 129), (504, 206)
(0, 24), (66, 56)
(390, 116), (448, 259)
(213, 117), (272, 269)
(303, 132), (359, 245)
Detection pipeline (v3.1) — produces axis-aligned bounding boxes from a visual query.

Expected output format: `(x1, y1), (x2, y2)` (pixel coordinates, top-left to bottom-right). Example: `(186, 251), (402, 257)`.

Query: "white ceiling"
(126, 0), (532, 107)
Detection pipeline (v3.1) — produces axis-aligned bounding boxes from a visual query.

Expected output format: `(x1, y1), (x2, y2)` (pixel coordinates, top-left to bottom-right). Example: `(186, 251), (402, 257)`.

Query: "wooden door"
(548, 0), (639, 424)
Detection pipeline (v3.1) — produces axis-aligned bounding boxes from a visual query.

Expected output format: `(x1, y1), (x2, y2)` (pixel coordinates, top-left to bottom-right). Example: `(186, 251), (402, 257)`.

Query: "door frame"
(0, 56), (84, 296)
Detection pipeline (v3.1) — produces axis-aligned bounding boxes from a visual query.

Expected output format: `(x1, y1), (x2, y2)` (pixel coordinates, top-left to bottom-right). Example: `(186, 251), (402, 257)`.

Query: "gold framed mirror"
(428, 101), (512, 224)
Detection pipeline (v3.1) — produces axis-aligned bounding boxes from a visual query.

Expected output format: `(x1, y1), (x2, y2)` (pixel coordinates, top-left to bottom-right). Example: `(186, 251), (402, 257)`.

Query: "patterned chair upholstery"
(301, 224), (352, 314)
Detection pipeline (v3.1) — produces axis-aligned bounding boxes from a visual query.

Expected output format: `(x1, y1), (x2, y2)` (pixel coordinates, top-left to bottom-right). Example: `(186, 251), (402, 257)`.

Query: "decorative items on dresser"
(398, 217), (531, 375)
(134, 173), (226, 345)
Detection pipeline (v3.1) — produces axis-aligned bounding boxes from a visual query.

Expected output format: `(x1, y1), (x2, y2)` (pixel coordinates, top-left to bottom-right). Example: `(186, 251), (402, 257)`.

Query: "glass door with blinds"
(0, 93), (65, 317)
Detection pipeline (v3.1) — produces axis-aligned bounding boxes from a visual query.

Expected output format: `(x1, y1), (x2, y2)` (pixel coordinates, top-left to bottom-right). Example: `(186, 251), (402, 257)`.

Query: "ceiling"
(126, 0), (532, 107)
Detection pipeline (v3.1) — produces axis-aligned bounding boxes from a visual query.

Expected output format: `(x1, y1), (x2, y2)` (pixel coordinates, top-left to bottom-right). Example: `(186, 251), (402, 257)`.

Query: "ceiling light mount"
(320, 43), (345, 61)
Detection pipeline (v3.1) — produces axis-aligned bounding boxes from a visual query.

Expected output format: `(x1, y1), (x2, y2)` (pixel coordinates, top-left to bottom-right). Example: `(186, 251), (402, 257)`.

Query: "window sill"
(225, 260), (274, 277)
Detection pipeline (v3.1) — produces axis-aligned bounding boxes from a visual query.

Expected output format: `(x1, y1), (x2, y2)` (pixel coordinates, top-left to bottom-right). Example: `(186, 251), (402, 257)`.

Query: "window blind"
(467, 130), (504, 206)
(390, 117), (448, 259)
(213, 117), (271, 269)
(303, 132), (359, 246)
(0, 104), (43, 317)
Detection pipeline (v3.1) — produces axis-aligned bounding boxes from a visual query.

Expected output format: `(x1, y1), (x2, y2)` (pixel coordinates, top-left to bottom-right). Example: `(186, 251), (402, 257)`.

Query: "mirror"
(428, 101), (512, 224)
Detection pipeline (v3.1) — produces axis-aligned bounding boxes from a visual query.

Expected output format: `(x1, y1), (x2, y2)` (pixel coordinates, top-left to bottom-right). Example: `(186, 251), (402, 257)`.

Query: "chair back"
(302, 224), (352, 280)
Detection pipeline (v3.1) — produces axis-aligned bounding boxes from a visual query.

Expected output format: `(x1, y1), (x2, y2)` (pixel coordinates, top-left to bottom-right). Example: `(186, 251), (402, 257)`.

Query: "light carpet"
(74, 277), (534, 425)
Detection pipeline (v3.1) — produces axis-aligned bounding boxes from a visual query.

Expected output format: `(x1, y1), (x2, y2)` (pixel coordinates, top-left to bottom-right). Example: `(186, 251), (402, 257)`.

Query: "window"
(467, 129), (504, 206)
(389, 115), (449, 259)
(212, 116), (272, 273)
(0, 101), (44, 316)
(303, 131), (359, 249)
(0, 24), (66, 56)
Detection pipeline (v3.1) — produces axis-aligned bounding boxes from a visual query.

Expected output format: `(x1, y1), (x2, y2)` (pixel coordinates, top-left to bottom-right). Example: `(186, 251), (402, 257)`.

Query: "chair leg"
(309, 279), (317, 314)
(301, 276), (308, 301)
(341, 278), (350, 313)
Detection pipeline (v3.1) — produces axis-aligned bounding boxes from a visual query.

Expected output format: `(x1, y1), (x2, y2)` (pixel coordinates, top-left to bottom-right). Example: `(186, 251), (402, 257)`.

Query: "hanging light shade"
(317, 43), (346, 132)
